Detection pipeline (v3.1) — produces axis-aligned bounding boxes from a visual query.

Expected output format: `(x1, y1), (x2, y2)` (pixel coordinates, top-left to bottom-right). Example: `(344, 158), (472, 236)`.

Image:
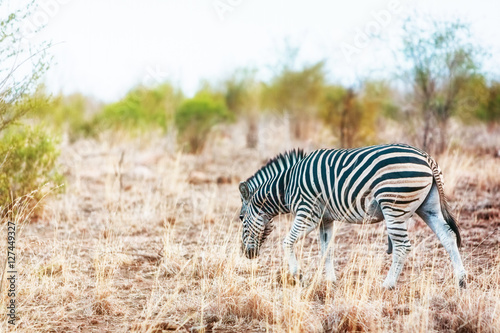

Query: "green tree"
(0, 126), (62, 211)
(92, 83), (183, 134)
(362, 80), (399, 121)
(0, 2), (50, 132)
(475, 81), (500, 127)
(223, 68), (261, 148)
(29, 87), (101, 140)
(400, 15), (486, 153)
(320, 81), (391, 148)
(0, 2), (61, 215)
(174, 95), (232, 153)
(264, 61), (326, 139)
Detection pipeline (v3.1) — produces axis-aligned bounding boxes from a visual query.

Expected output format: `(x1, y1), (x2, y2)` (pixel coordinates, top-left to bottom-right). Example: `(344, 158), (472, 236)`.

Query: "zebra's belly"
(360, 198), (384, 223)
(323, 197), (384, 224)
(342, 203), (384, 224)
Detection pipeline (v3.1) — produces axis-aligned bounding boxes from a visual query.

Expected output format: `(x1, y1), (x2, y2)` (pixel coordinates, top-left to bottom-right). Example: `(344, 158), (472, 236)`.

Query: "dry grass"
(0, 120), (499, 332)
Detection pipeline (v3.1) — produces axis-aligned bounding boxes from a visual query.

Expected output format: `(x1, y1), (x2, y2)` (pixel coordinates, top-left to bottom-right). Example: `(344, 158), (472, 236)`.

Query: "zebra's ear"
(239, 181), (251, 201)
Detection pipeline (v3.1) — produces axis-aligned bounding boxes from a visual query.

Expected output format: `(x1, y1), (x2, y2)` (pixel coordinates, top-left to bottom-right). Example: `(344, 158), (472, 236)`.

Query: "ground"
(1, 122), (499, 332)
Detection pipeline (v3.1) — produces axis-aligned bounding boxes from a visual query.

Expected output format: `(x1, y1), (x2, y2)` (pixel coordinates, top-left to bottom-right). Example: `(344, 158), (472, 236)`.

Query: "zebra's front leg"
(283, 209), (318, 283)
(382, 214), (412, 289)
(319, 220), (336, 283)
(282, 241), (300, 283)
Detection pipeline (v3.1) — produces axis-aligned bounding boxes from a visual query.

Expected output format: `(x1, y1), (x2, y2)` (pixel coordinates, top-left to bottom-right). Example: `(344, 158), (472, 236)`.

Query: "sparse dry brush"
(0, 122), (499, 332)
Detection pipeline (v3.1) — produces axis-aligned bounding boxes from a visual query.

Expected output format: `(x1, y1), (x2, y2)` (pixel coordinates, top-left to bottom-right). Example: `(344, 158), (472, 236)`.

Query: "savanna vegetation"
(0, 2), (499, 332)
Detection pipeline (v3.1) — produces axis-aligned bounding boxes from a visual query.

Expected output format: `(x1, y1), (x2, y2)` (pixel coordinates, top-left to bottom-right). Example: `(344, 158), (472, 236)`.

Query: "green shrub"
(174, 96), (232, 153)
(320, 83), (385, 148)
(475, 81), (500, 125)
(1, 4), (62, 218)
(30, 89), (95, 140)
(263, 61), (326, 139)
(0, 125), (63, 213)
(91, 84), (183, 134)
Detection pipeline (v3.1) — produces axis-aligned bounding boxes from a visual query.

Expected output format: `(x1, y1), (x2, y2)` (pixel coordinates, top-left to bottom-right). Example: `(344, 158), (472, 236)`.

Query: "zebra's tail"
(427, 156), (462, 248)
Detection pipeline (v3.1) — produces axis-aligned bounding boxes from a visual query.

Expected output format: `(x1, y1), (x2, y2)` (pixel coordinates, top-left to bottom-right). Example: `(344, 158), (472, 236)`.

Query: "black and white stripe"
(239, 144), (467, 288)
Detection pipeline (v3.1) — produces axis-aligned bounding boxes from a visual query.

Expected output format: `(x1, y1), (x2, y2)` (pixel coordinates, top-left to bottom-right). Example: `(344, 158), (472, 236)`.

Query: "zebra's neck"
(246, 149), (306, 214)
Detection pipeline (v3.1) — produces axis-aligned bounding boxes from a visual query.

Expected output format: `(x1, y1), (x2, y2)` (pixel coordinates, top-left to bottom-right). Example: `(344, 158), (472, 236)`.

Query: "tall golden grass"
(0, 120), (499, 332)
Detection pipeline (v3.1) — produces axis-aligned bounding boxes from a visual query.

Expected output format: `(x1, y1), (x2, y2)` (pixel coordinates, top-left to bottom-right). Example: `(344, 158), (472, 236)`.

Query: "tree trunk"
(339, 109), (346, 148)
(293, 118), (301, 140)
(340, 89), (354, 148)
(246, 117), (258, 148)
(422, 110), (431, 152)
(437, 118), (448, 154)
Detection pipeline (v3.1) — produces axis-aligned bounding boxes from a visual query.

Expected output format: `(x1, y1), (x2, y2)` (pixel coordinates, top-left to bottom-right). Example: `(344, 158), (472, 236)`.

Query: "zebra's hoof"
(382, 280), (396, 290)
(457, 271), (467, 289)
(325, 278), (337, 286)
(277, 270), (302, 286)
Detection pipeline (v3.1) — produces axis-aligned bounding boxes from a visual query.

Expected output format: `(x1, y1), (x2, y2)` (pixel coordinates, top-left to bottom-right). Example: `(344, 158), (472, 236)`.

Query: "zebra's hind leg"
(416, 184), (467, 288)
(381, 206), (413, 289)
(319, 220), (336, 283)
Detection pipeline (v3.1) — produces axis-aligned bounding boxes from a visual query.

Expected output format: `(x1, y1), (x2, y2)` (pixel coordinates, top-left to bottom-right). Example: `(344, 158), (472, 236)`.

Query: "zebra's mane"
(246, 149), (307, 187)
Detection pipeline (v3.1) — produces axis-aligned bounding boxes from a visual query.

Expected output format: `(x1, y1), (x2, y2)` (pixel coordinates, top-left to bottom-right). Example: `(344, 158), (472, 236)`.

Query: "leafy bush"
(0, 3), (63, 218)
(320, 82), (390, 148)
(320, 86), (363, 148)
(29, 88), (96, 140)
(0, 2), (51, 134)
(223, 69), (261, 148)
(53, 93), (96, 139)
(475, 81), (500, 125)
(91, 84), (183, 134)
(263, 61), (326, 139)
(0, 125), (63, 213)
(399, 15), (486, 153)
(174, 96), (232, 153)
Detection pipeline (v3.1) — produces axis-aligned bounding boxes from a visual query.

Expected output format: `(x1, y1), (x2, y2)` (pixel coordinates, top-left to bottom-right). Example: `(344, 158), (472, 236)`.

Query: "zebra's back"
(285, 144), (435, 223)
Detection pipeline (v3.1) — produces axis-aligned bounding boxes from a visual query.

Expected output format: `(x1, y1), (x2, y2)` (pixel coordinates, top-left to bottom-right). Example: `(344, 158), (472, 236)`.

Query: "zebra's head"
(238, 181), (276, 259)
(238, 149), (306, 259)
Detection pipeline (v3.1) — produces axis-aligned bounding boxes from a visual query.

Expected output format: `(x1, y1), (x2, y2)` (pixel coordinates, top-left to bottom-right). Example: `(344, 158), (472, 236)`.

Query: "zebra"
(238, 144), (467, 289)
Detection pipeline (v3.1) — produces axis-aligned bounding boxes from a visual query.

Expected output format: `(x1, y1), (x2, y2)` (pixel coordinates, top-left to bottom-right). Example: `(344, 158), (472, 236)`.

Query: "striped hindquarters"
(287, 144), (436, 223)
(411, 147), (462, 247)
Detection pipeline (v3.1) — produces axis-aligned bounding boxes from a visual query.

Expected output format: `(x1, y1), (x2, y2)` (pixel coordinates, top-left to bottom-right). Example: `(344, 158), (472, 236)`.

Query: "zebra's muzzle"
(243, 246), (259, 259)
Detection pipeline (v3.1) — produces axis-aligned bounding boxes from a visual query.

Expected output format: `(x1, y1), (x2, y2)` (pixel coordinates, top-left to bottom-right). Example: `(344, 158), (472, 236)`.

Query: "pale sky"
(9, 0), (500, 102)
